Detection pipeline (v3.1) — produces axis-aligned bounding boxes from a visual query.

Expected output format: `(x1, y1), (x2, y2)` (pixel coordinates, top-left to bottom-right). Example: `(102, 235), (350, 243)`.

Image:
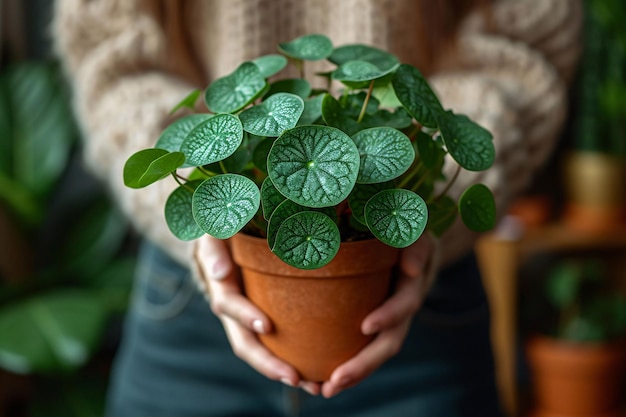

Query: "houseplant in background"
(564, 0), (626, 233)
(123, 34), (496, 381)
(525, 256), (626, 417)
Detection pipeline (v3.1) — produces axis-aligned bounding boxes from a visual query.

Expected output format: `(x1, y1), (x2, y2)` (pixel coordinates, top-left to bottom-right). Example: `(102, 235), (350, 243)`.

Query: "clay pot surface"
(526, 336), (626, 417)
(230, 233), (400, 382)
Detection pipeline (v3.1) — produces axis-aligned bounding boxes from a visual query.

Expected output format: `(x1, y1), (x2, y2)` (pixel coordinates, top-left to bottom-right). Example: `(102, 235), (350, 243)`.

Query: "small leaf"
(253, 54), (288, 78)
(332, 60), (395, 82)
(427, 196), (457, 237)
(239, 93), (304, 136)
(348, 182), (394, 225)
(329, 44), (400, 73)
(372, 82), (402, 108)
(252, 137), (275, 173)
(192, 174), (260, 239)
(155, 114), (213, 166)
(365, 189), (428, 248)
(169, 89), (201, 114)
(321, 94), (360, 135)
(458, 184), (496, 232)
(273, 211), (341, 269)
(204, 62), (267, 113)
(352, 127), (414, 184)
(278, 34), (333, 61)
(267, 125), (360, 208)
(298, 94), (325, 125)
(180, 113), (243, 166)
(415, 131), (446, 170)
(264, 78), (311, 99)
(438, 112), (495, 172)
(260, 177), (286, 220)
(392, 64), (443, 128)
(165, 181), (205, 241)
(123, 149), (185, 188)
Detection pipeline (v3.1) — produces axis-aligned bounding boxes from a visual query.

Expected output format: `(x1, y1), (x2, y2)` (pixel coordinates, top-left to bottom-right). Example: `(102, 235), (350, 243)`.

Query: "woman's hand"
(320, 233), (437, 398)
(194, 235), (321, 395)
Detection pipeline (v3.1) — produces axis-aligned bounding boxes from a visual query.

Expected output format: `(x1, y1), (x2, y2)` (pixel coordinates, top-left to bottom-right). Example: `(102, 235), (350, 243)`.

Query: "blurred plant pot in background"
(525, 336), (626, 417)
(563, 152), (626, 234)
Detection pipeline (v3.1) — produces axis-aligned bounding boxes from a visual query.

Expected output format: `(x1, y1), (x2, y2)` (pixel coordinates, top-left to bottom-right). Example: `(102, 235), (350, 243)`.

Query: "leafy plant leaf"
(298, 94), (325, 125)
(260, 177), (286, 220)
(253, 54), (288, 78)
(155, 114), (213, 166)
(438, 112), (495, 171)
(458, 183), (496, 232)
(332, 60), (394, 82)
(392, 64), (443, 128)
(264, 78), (311, 99)
(123, 149), (185, 188)
(365, 189), (428, 248)
(352, 127), (414, 183)
(340, 92), (379, 119)
(169, 89), (201, 114)
(348, 182), (394, 225)
(267, 199), (307, 249)
(427, 196), (457, 237)
(272, 211), (341, 269)
(361, 108), (412, 130)
(0, 290), (108, 374)
(180, 113), (243, 166)
(278, 34), (333, 61)
(329, 44), (400, 73)
(192, 174), (260, 239)
(321, 94), (360, 135)
(239, 93), (304, 136)
(415, 131), (446, 169)
(252, 137), (274, 174)
(165, 180), (205, 241)
(267, 125), (360, 207)
(204, 62), (267, 113)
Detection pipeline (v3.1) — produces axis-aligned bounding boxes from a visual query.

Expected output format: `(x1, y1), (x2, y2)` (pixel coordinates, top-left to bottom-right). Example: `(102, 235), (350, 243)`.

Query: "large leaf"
(352, 127), (414, 183)
(365, 189), (428, 248)
(438, 112), (495, 172)
(165, 180), (205, 241)
(0, 290), (108, 374)
(180, 113), (244, 166)
(123, 149), (185, 188)
(392, 64), (443, 128)
(253, 54), (288, 78)
(204, 62), (267, 113)
(192, 174), (260, 239)
(278, 34), (333, 61)
(273, 211), (341, 269)
(239, 93), (304, 136)
(267, 125), (360, 208)
(155, 114), (213, 166)
(458, 183), (496, 232)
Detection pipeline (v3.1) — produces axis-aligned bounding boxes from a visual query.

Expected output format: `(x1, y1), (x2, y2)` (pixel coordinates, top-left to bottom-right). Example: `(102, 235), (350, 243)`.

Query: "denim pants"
(106, 241), (504, 417)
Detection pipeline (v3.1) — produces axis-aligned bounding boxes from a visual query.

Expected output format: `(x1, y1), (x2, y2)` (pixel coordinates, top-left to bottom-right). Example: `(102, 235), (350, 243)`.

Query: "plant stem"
(198, 166), (215, 177)
(219, 161), (229, 174)
(406, 123), (422, 140)
(434, 164), (461, 202)
(357, 80), (375, 124)
(397, 161), (423, 189)
(171, 172), (195, 193)
(294, 59), (305, 79)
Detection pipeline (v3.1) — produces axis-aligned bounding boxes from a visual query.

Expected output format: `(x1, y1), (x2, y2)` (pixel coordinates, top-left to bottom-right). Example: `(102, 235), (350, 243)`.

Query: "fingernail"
(209, 258), (229, 280)
(280, 377), (295, 387)
(299, 383), (318, 396)
(252, 319), (266, 334)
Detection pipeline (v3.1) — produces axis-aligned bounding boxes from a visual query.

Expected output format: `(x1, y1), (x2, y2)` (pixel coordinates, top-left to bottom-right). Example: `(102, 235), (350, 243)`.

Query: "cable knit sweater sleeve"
(53, 0), (196, 265)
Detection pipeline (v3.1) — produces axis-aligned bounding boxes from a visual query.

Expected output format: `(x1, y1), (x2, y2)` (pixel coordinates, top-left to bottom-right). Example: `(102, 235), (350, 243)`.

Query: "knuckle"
(210, 299), (225, 316)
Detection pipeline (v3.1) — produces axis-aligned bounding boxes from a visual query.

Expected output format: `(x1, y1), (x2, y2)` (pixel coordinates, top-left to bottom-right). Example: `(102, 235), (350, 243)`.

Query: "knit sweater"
(53, 0), (582, 276)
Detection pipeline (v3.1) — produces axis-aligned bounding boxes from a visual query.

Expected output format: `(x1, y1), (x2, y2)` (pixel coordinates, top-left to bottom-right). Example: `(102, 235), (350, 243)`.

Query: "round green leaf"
(392, 64), (443, 128)
(352, 127), (415, 183)
(180, 113), (243, 166)
(267, 125), (360, 208)
(204, 62), (267, 113)
(365, 189), (428, 248)
(298, 94), (325, 125)
(165, 181), (205, 241)
(123, 149), (185, 188)
(264, 78), (311, 99)
(273, 211), (341, 269)
(278, 34), (333, 61)
(261, 176), (286, 220)
(427, 196), (457, 237)
(155, 114), (213, 166)
(239, 93), (304, 136)
(438, 112), (495, 172)
(415, 131), (446, 170)
(458, 184), (495, 232)
(348, 182), (394, 225)
(253, 54), (288, 78)
(192, 174), (260, 239)
(267, 199), (307, 249)
(329, 44), (400, 73)
(332, 60), (391, 82)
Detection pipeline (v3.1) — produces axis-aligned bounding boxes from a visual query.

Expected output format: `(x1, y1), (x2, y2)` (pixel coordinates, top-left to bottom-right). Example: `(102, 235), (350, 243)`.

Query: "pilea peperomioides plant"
(123, 34), (496, 270)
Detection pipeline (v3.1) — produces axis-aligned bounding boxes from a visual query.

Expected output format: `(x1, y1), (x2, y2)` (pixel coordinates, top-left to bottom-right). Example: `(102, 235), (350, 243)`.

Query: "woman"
(53, 0), (582, 415)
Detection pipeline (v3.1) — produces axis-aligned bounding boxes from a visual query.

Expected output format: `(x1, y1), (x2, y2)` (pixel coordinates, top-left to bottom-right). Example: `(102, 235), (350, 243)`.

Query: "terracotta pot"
(230, 233), (400, 382)
(563, 152), (626, 234)
(525, 336), (626, 417)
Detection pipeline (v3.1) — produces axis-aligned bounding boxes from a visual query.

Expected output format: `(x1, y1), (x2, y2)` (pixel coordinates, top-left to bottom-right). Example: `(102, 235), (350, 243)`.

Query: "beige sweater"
(53, 0), (582, 272)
